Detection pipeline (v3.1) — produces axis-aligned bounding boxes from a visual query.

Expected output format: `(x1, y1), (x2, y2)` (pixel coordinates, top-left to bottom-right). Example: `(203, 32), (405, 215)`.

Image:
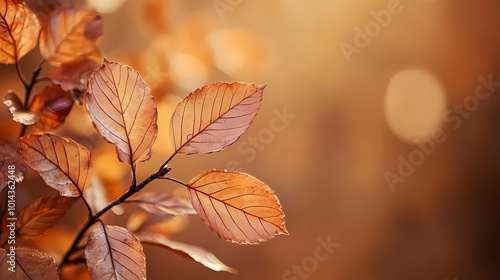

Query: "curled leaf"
(0, 140), (27, 192)
(46, 58), (101, 104)
(0, 0), (40, 64)
(20, 133), (92, 197)
(86, 59), (158, 165)
(85, 223), (147, 280)
(138, 232), (238, 274)
(170, 82), (264, 155)
(39, 5), (102, 66)
(187, 170), (288, 244)
(0, 247), (59, 279)
(4, 91), (40, 125)
(29, 85), (74, 131)
(127, 192), (196, 216)
(16, 195), (77, 240)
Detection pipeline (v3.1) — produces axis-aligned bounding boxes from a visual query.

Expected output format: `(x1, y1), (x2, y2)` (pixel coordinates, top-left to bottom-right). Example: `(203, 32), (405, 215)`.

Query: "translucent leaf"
(20, 133), (92, 197)
(0, 0), (40, 64)
(16, 195), (77, 240)
(4, 91), (40, 125)
(46, 57), (101, 105)
(84, 176), (109, 213)
(170, 82), (264, 155)
(85, 223), (147, 280)
(86, 59), (158, 165)
(127, 211), (188, 237)
(39, 5), (102, 66)
(0, 140), (26, 192)
(127, 192), (196, 216)
(29, 85), (74, 131)
(0, 247), (59, 279)
(187, 170), (288, 244)
(138, 232), (238, 274)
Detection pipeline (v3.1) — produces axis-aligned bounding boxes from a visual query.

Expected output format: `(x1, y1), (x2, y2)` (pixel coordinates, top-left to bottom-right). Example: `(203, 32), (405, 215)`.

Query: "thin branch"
(159, 150), (179, 171)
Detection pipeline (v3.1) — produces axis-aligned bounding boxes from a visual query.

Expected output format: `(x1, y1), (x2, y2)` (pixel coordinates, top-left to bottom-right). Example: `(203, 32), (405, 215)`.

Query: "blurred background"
(1, 0), (500, 279)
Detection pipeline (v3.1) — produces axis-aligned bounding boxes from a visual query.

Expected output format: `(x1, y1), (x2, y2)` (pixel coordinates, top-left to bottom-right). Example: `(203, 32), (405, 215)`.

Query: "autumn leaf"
(127, 211), (188, 237)
(39, 5), (102, 66)
(170, 82), (264, 155)
(126, 192), (196, 216)
(187, 170), (287, 244)
(138, 232), (238, 274)
(0, 140), (27, 192)
(0, 0), (40, 64)
(4, 91), (40, 125)
(86, 223), (147, 280)
(86, 59), (158, 165)
(84, 176), (109, 213)
(20, 133), (92, 197)
(46, 57), (101, 104)
(29, 85), (74, 131)
(0, 247), (59, 279)
(16, 195), (77, 240)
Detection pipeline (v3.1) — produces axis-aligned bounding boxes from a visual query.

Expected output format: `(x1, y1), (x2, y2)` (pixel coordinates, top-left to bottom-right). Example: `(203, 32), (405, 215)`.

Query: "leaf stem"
(159, 150), (179, 171)
(18, 60), (45, 139)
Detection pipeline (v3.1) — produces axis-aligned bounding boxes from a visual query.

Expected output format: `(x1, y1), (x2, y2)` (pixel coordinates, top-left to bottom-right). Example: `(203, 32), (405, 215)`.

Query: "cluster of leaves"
(0, 1), (287, 279)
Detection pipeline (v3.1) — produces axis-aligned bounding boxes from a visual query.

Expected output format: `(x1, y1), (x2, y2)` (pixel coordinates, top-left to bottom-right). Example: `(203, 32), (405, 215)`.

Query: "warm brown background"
(1, 0), (500, 279)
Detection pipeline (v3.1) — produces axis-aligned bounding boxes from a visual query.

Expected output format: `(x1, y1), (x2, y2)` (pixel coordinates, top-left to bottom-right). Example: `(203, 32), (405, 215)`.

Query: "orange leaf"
(0, 140), (26, 192)
(39, 5), (102, 66)
(85, 223), (147, 280)
(138, 232), (238, 274)
(30, 85), (74, 131)
(170, 82), (264, 155)
(126, 192), (196, 216)
(0, 0), (40, 64)
(86, 59), (158, 165)
(127, 211), (188, 237)
(4, 91), (40, 125)
(46, 57), (101, 104)
(16, 195), (77, 240)
(187, 170), (288, 244)
(20, 133), (92, 197)
(0, 247), (58, 279)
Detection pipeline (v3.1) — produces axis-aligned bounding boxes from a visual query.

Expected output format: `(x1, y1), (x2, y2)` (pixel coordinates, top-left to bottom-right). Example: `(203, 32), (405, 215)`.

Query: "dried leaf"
(0, 247), (59, 279)
(46, 58), (101, 105)
(86, 223), (147, 280)
(138, 232), (238, 274)
(0, 0), (40, 64)
(188, 170), (288, 244)
(170, 82), (264, 155)
(86, 59), (158, 165)
(29, 85), (74, 131)
(20, 133), (92, 197)
(4, 91), (40, 125)
(84, 176), (109, 213)
(0, 140), (27, 192)
(127, 192), (196, 216)
(39, 5), (102, 66)
(16, 195), (77, 240)
(127, 211), (188, 237)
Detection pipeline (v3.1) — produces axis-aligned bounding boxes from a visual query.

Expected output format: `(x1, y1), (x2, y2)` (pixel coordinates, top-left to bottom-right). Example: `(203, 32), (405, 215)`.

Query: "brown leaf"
(46, 58), (101, 105)
(16, 195), (77, 240)
(0, 140), (27, 192)
(20, 133), (92, 197)
(0, 247), (59, 279)
(138, 232), (238, 274)
(29, 85), (74, 131)
(127, 211), (188, 237)
(85, 223), (147, 280)
(170, 82), (264, 155)
(83, 176), (109, 213)
(39, 5), (102, 66)
(86, 59), (158, 165)
(127, 192), (196, 216)
(4, 91), (40, 125)
(187, 170), (288, 244)
(0, 0), (40, 64)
